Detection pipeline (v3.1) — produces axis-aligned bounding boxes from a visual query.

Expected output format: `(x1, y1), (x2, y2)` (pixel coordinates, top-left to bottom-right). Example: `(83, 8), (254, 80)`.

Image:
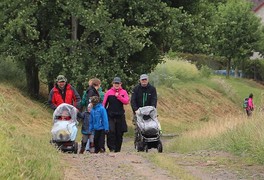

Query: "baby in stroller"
(50, 103), (79, 153)
(134, 106), (162, 153)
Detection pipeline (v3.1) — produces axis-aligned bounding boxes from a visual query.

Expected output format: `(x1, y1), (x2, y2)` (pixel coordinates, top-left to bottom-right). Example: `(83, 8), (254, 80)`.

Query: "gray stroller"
(50, 103), (79, 153)
(134, 106), (163, 153)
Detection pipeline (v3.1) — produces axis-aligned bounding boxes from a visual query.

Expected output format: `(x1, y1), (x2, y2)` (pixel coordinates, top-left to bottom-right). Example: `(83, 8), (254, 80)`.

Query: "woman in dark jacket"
(103, 77), (130, 152)
(86, 78), (101, 105)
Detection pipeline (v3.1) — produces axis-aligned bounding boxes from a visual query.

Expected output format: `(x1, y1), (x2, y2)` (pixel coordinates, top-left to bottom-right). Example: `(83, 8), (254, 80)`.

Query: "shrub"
(0, 56), (26, 88)
(150, 57), (211, 87)
(200, 65), (212, 78)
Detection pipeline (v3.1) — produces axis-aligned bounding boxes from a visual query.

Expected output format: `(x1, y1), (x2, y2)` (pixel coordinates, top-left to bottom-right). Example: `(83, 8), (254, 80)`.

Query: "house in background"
(250, 0), (264, 59)
(251, 0), (264, 22)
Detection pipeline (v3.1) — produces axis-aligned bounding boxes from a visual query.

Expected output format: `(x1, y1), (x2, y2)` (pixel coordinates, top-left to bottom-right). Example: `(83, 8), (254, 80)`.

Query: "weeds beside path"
(62, 137), (264, 180)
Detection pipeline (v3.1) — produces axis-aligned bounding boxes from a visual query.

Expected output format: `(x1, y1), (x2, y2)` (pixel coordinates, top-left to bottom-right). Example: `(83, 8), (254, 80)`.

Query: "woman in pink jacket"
(246, 93), (254, 117)
(103, 77), (130, 152)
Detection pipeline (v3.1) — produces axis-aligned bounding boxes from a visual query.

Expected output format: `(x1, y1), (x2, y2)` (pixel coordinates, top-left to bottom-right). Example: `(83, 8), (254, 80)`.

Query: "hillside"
(1, 76), (264, 179)
(0, 83), (62, 179)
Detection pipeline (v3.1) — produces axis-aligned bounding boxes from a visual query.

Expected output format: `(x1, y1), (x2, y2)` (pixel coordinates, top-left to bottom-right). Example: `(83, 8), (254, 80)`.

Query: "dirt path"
(62, 137), (264, 180)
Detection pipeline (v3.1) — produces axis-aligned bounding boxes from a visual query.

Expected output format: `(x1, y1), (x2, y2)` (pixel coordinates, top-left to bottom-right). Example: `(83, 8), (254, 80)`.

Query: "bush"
(175, 52), (225, 70)
(0, 56), (26, 88)
(200, 65), (212, 78)
(150, 57), (201, 87)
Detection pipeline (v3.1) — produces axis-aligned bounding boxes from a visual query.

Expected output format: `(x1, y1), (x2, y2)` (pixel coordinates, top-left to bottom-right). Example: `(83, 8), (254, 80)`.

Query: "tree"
(163, 0), (220, 54)
(0, 0), (69, 97)
(212, 0), (264, 78)
(1, 0), (183, 96)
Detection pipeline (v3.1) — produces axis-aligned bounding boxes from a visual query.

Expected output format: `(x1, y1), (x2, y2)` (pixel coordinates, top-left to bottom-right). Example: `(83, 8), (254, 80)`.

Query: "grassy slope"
(153, 76), (263, 135)
(157, 76), (264, 164)
(0, 83), (62, 179)
(1, 75), (263, 178)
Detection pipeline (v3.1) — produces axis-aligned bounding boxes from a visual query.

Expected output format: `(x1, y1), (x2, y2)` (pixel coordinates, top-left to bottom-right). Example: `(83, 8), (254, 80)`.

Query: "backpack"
(81, 91), (87, 107)
(243, 98), (249, 109)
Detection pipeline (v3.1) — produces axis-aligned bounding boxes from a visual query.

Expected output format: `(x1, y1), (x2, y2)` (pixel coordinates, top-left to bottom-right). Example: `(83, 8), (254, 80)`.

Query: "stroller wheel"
(136, 141), (144, 152)
(157, 141), (163, 153)
(73, 142), (78, 154)
(144, 144), (148, 153)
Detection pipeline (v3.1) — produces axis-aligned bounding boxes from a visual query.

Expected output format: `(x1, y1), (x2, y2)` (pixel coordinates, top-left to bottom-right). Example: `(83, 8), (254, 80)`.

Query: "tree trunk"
(25, 57), (39, 98)
(47, 72), (55, 93)
(234, 66), (238, 78)
(226, 58), (231, 79)
(71, 16), (78, 41)
(254, 60), (257, 80)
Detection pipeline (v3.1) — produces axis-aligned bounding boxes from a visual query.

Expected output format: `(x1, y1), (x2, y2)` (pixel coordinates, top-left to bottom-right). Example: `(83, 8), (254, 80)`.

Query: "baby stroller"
(50, 103), (79, 154)
(134, 106), (163, 153)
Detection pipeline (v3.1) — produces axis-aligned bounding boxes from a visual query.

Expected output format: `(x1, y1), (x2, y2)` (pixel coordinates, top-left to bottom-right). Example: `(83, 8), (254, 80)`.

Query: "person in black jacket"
(131, 74), (157, 113)
(103, 77), (130, 152)
(86, 78), (101, 105)
(131, 74), (157, 147)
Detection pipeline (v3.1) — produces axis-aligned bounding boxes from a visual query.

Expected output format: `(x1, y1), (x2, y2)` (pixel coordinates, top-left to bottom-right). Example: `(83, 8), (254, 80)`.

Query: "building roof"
(251, 0), (264, 12)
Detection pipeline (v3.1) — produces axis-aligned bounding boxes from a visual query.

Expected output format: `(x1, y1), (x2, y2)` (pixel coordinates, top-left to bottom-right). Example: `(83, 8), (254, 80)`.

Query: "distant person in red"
(48, 75), (81, 110)
(246, 93), (254, 117)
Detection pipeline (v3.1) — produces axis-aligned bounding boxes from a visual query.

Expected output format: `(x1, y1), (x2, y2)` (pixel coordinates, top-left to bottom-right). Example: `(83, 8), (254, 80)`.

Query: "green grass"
(0, 121), (62, 179)
(146, 153), (197, 180)
(1, 55), (264, 179)
(152, 58), (264, 165)
(0, 83), (63, 179)
(210, 114), (264, 164)
(226, 77), (263, 107)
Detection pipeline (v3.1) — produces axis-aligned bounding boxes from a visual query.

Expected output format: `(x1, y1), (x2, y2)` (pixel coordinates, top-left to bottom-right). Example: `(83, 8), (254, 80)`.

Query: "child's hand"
(105, 130), (109, 134)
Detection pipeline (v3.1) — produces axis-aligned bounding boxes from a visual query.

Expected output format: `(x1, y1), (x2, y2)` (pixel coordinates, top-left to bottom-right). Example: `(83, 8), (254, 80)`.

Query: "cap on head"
(113, 77), (121, 83)
(90, 96), (100, 105)
(140, 74), (148, 80)
(56, 75), (67, 82)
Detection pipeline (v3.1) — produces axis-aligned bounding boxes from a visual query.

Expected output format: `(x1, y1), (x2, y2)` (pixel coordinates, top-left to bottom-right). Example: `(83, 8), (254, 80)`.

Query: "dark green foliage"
(0, 57), (26, 89)
(212, 0), (264, 78)
(1, 0), (178, 95)
(1, 0), (264, 96)
(242, 59), (264, 81)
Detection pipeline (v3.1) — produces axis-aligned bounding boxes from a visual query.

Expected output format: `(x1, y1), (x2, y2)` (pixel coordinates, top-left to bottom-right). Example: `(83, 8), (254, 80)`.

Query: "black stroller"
(134, 106), (163, 153)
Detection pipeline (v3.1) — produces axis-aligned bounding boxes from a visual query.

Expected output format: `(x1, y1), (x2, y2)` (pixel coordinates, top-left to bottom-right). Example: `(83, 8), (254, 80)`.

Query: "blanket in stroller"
(51, 103), (78, 142)
(136, 106), (161, 137)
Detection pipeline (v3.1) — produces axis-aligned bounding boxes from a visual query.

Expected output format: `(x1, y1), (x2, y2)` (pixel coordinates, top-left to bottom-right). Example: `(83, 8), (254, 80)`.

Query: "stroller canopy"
(138, 106), (157, 120)
(53, 103), (78, 123)
(136, 106), (161, 133)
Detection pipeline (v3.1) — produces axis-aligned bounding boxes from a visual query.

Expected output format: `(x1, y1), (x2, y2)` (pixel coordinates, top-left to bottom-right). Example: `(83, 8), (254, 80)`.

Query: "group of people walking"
(48, 74), (157, 154)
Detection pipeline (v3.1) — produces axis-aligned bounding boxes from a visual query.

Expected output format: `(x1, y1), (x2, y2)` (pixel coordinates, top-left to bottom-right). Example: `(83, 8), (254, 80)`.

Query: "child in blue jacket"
(89, 96), (109, 153)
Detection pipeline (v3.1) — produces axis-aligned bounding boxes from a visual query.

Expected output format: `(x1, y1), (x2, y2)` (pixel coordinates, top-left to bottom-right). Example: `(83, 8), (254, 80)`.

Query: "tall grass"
(0, 122), (62, 179)
(156, 56), (264, 164)
(150, 57), (211, 88)
(166, 112), (264, 164)
(0, 84), (63, 179)
(211, 113), (264, 164)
